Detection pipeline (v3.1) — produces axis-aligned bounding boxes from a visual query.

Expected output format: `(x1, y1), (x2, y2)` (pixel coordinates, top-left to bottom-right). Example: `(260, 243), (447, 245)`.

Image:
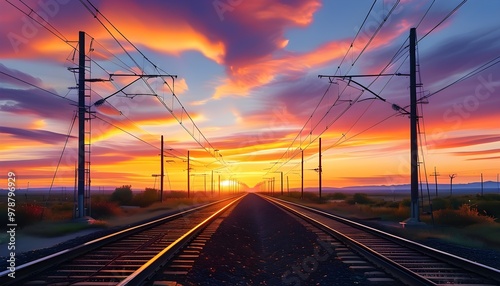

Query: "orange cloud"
(453, 148), (500, 157)
(213, 40), (349, 99)
(212, 16), (412, 100)
(98, 2), (226, 64)
(430, 134), (500, 150)
(243, 0), (321, 25)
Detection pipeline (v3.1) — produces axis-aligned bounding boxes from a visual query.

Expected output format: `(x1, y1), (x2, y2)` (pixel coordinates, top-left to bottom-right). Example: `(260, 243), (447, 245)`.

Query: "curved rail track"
(262, 195), (500, 286)
(0, 195), (243, 285)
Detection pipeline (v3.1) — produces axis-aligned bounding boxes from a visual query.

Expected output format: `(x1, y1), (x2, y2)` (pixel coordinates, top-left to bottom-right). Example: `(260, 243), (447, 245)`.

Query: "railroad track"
(0, 195), (243, 286)
(4, 193), (498, 285)
(262, 195), (500, 286)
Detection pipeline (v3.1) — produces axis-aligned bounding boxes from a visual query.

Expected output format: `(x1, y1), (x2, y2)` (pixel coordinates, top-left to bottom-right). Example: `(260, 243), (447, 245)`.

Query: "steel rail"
(118, 194), (244, 285)
(0, 197), (237, 285)
(262, 195), (500, 285)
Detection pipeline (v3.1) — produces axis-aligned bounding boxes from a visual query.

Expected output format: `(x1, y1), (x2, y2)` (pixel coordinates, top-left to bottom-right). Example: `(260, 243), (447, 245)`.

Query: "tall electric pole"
(301, 148), (304, 199)
(409, 27), (419, 223)
(77, 31), (86, 219)
(280, 171), (284, 195)
(160, 135), (164, 202)
(316, 29), (417, 223)
(211, 170), (214, 196)
(319, 137), (322, 199)
(187, 151), (190, 198)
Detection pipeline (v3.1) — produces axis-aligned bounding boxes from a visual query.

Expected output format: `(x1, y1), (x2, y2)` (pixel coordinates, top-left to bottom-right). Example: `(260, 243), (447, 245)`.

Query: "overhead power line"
(6, 0), (192, 163)
(0, 70), (75, 103)
(6, 0), (69, 43)
(79, 0), (229, 171)
(418, 0), (468, 43)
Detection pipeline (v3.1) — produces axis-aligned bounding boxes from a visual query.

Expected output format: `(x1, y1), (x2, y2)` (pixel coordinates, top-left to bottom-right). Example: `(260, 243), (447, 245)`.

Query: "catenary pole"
(77, 31), (85, 218)
(409, 27), (419, 222)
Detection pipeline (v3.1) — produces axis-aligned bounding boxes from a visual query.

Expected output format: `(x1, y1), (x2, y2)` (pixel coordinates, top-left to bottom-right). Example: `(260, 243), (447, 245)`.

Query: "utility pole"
(271, 171), (284, 195)
(481, 173), (484, 196)
(73, 163), (77, 218)
(280, 171), (284, 195)
(272, 177), (275, 195)
(160, 135), (164, 202)
(316, 29), (415, 222)
(319, 137), (322, 199)
(218, 175), (221, 196)
(204, 174), (207, 194)
(409, 28), (419, 223)
(77, 31), (85, 219)
(187, 151), (190, 198)
(301, 148), (304, 199)
(211, 170), (214, 196)
(430, 167), (440, 197)
(287, 175), (289, 194)
(449, 174), (456, 196)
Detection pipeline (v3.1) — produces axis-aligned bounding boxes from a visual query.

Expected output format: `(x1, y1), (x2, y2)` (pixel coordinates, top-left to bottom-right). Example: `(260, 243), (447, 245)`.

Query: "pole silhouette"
(430, 166), (440, 197)
(409, 28), (419, 222)
(160, 135), (164, 202)
(77, 31), (85, 218)
(318, 137), (322, 199)
(449, 174), (456, 196)
(187, 151), (190, 198)
(301, 148), (304, 199)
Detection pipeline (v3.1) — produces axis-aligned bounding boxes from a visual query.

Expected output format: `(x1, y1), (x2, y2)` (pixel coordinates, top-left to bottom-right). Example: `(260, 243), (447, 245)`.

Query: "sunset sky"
(1, 0), (499, 193)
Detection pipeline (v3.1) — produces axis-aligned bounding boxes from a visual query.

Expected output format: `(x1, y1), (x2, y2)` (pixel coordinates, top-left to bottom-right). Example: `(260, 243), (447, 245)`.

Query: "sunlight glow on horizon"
(1, 1), (499, 192)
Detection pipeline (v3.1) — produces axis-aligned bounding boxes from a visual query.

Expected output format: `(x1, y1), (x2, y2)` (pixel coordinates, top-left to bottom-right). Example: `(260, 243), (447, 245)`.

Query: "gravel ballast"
(184, 193), (372, 285)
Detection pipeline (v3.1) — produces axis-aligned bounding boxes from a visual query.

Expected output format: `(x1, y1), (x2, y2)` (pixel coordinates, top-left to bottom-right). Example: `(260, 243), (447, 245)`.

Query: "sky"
(1, 0), (499, 193)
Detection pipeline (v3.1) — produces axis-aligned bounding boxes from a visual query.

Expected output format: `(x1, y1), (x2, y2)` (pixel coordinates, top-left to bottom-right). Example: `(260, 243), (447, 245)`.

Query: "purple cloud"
(0, 126), (75, 144)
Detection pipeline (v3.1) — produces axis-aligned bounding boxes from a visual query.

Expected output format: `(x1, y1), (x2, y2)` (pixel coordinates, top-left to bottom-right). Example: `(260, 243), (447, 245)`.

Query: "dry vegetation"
(277, 191), (500, 250)
(0, 186), (231, 238)
(2, 189), (499, 249)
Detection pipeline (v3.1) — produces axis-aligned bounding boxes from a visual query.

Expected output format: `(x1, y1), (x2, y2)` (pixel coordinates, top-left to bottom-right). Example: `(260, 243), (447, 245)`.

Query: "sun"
(220, 180), (233, 187)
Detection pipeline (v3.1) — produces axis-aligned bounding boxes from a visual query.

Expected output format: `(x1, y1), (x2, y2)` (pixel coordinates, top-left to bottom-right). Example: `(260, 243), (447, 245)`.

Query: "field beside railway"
(0, 189), (230, 241)
(278, 191), (500, 250)
(2, 189), (499, 252)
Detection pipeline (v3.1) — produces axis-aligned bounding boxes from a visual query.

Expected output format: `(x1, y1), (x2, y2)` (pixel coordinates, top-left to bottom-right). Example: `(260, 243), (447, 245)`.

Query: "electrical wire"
(0, 66), (181, 159)
(415, 0), (436, 29)
(94, 115), (184, 160)
(266, 1), (404, 177)
(423, 55), (500, 101)
(0, 70), (76, 103)
(5, 0), (188, 162)
(294, 0), (464, 175)
(418, 0), (468, 43)
(334, 0), (377, 76)
(41, 112), (77, 219)
(348, 0), (401, 73)
(80, 0), (228, 170)
(6, 0), (69, 43)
